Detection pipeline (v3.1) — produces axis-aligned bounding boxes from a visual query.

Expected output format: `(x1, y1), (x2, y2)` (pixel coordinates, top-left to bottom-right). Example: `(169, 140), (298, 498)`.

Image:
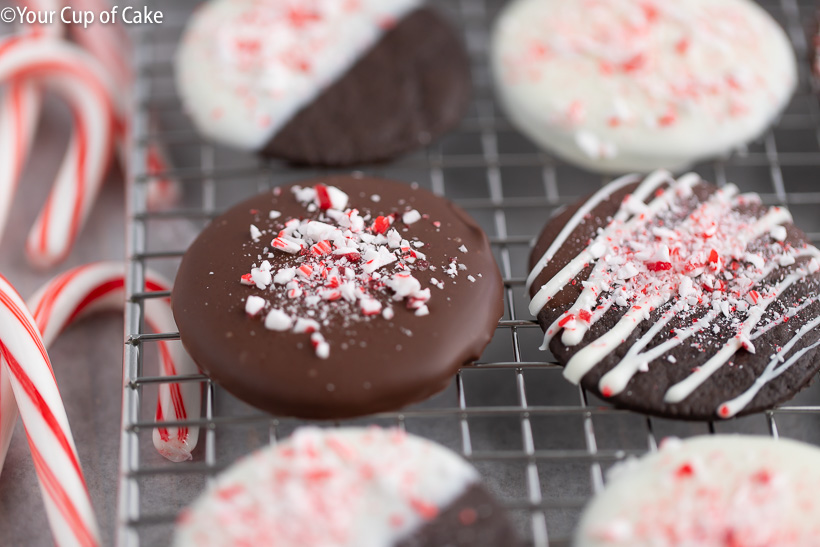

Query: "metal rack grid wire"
(120, 0), (820, 546)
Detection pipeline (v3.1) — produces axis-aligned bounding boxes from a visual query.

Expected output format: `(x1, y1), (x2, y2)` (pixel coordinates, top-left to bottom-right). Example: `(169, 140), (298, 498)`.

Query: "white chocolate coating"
(491, 0), (797, 173)
(173, 427), (478, 547)
(176, 0), (421, 151)
(575, 436), (820, 546)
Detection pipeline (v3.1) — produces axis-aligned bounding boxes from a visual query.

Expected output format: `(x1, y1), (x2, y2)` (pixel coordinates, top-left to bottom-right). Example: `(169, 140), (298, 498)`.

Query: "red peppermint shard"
(645, 261), (672, 272)
(371, 215), (390, 235)
(315, 184), (333, 210)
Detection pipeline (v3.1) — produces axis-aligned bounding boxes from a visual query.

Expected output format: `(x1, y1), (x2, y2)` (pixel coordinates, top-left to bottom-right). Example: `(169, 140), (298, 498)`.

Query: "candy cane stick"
(0, 262), (202, 470)
(0, 35), (121, 267)
(0, 0), (63, 244)
(68, 0), (181, 212)
(68, 0), (131, 89)
(29, 262), (202, 462)
(0, 343), (13, 473)
(0, 80), (40, 244)
(0, 1), (177, 259)
(0, 273), (100, 547)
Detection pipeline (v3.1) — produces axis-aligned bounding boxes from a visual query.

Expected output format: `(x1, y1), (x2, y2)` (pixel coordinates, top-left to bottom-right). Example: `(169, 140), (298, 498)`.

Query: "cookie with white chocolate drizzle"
(528, 170), (820, 420)
(173, 175), (503, 420)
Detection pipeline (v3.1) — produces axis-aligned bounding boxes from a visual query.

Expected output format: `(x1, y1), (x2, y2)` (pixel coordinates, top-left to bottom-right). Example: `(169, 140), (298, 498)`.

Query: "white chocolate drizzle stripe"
(564, 294), (665, 384)
(719, 316), (820, 418)
(557, 183), (737, 358)
(601, 249), (820, 399)
(528, 171), (696, 316)
(539, 297), (614, 351)
(597, 307), (719, 397)
(749, 294), (819, 341)
(663, 273), (800, 404)
(525, 172), (642, 290)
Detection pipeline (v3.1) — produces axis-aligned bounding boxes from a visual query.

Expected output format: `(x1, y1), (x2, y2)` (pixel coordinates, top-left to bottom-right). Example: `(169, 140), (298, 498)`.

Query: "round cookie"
(173, 427), (517, 547)
(527, 170), (820, 420)
(575, 435), (820, 546)
(176, 0), (471, 166)
(172, 175), (503, 419)
(491, 0), (797, 173)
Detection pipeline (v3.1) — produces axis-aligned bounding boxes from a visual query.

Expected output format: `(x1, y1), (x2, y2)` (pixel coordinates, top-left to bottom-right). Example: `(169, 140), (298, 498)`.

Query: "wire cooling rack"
(120, 0), (820, 545)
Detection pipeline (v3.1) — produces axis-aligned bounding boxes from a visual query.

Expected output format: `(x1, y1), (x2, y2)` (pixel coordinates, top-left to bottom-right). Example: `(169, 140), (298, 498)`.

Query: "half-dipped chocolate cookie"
(528, 170), (820, 420)
(172, 175), (503, 419)
(575, 435), (820, 546)
(173, 427), (518, 547)
(175, 0), (471, 166)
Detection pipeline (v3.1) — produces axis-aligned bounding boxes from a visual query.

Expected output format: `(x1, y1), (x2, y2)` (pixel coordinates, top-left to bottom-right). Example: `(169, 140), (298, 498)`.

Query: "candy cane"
(0, 35), (121, 267)
(69, 0), (181, 212)
(0, 1), (178, 262)
(68, 0), (131, 89)
(29, 263), (201, 462)
(0, 79), (41, 244)
(0, 273), (100, 547)
(0, 262), (202, 469)
(0, 0), (63, 244)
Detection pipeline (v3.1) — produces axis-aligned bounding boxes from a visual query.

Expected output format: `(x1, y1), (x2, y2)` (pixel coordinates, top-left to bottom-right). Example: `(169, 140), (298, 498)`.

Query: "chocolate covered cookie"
(172, 175), (503, 419)
(527, 170), (820, 420)
(173, 427), (518, 547)
(176, 0), (470, 166)
(575, 435), (820, 546)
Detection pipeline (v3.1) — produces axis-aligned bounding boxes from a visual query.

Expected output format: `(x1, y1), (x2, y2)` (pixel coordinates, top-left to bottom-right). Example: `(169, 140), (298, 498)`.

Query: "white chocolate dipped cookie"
(173, 427), (517, 547)
(575, 435), (820, 546)
(491, 0), (797, 173)
(176, 0), (471, 166)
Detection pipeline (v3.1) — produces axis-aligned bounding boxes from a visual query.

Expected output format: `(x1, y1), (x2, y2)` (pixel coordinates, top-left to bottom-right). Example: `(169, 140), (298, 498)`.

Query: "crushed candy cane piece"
(311, 332), (330, 359)
(402, 209), (421, 225)
(265, 309), (293, 331)
(235, 184), (483, 360)
(245, 296), (266, 316)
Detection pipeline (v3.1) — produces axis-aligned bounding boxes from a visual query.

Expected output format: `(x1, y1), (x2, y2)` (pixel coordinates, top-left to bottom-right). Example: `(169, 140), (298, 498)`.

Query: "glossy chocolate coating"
(263, 8), (471, 166)
(173, 175), (503, 419)
(397, 483), (520, 547)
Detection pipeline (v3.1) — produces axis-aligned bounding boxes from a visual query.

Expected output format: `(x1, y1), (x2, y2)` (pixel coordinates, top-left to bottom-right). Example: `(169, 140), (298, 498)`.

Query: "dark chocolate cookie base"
(173, 176), (503, 420)
(529, 180), (820, 421)
(262, 8), (471, 167)
(397, 483), (520, 547)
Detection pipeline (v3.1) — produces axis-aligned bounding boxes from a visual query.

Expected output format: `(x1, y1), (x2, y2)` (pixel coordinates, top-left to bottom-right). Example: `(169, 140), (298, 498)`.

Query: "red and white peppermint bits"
(492, 0), (797, 173)
(173, 427), (479, 547)
(575, 436), (820, 547)
(529, 170), (820, 416)
(237, 184), (444, 359)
